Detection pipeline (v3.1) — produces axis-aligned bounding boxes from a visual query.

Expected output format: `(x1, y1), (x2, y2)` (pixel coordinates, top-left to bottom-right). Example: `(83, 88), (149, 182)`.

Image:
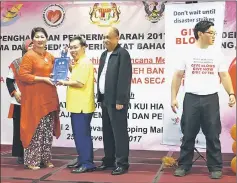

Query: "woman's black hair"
(31, 27), (48, 40)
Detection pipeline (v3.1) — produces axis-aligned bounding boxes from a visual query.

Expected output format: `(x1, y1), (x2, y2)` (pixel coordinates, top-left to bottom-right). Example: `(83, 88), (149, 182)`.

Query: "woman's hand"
(43, 77), (55, 85)
(49, 73), (54, 79)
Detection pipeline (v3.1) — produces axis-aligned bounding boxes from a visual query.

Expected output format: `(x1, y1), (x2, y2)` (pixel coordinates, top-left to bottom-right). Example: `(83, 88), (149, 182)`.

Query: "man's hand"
(69, 59), (75, 72)
(171, 70), (184, 113)
(69, 59), (75, 66)
(229, 95), (236, 107)
(116, 104), (123, 110)
(56, 80), (65, 86)
(14, 91), (21, 103)
(171, 99), (179, 113)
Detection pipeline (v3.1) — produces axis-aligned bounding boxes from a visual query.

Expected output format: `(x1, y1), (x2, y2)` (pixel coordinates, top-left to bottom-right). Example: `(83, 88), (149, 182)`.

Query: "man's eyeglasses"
(204, 32), (217, 36)
(69, 46), (80, 50)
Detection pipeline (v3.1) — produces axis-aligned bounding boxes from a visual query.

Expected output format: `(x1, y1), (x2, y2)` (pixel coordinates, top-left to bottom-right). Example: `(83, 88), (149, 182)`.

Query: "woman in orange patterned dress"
(18, 27), (61, 170)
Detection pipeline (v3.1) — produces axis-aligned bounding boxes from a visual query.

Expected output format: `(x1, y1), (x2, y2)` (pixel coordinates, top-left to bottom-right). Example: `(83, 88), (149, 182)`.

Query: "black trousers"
(101, 100), (129, 168)
(12, 105), (24, 157)
(178, 93), (222, 172)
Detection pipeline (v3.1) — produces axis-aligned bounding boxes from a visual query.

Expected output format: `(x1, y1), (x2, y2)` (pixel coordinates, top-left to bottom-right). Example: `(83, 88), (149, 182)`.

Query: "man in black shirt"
(96, 27), (132, 175)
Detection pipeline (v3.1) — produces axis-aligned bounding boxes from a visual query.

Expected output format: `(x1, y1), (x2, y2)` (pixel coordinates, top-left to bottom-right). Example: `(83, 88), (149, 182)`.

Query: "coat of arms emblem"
(89, 3), (121, 27)
(142, 1), (166, 23)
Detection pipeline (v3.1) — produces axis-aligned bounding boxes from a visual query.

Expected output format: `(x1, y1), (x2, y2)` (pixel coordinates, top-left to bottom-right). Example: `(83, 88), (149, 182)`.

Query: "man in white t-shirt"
(171, 21), (236, 179)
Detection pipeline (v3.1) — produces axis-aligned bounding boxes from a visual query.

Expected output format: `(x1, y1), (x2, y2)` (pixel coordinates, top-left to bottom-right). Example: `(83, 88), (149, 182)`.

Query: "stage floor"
(1, 145), (235, 183)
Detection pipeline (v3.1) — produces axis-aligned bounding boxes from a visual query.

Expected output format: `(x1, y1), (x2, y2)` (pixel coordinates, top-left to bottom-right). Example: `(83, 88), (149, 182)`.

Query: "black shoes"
(67, 162), (80, 168)
(174, 167), (190, 177)
(71, 166), (96, 173)
(210, 171), (222, 179)
(111, 166), (128, 175)
(96, 163), (115, 171)
(96, 163), (128, 175)
(174, 167), (222, 179)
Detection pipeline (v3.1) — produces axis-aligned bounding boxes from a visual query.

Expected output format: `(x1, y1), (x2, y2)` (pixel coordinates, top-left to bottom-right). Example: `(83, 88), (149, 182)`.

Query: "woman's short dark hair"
(69, 36), (87, 47)
(193, 21), (214, 40)
(31, 27), (48, 40)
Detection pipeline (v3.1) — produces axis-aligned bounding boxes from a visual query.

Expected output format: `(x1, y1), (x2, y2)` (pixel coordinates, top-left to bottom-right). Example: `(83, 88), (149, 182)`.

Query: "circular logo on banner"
(43, 4), (65, 28)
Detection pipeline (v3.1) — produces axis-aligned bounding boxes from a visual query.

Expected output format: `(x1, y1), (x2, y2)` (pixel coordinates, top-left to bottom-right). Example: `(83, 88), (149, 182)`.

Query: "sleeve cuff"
(116, 100), (125, 105)
(76, 79), (85, 85)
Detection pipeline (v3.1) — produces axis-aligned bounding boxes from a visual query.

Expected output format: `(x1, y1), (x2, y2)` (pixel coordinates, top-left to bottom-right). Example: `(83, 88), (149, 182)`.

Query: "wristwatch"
(229, 93), (235, 97)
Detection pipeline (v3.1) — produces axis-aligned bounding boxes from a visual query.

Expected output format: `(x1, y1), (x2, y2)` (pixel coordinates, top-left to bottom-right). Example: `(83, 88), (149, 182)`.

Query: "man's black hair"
(69, 36), (87, 47)
(193, 21), (214, 40)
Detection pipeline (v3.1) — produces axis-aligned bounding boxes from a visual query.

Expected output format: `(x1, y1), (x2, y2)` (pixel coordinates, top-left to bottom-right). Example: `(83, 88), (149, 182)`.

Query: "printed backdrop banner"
(163, 2), (226, 148)
(0, 1), (236, 153)
(163, 2), (236, 151)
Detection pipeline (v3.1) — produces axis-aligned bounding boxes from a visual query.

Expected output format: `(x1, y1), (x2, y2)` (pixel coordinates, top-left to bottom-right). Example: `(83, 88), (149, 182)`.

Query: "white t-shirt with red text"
(176, 46), (228, 95)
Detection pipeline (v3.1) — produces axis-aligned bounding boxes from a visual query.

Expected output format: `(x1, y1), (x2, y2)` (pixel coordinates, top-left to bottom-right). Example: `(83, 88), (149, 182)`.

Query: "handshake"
(40, 74), (69, 86)
(48, 73), (69, 86)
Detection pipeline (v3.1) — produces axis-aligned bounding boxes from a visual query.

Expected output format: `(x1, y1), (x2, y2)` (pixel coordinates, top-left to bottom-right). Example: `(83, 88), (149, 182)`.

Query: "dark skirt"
(12, 104), (24, 157)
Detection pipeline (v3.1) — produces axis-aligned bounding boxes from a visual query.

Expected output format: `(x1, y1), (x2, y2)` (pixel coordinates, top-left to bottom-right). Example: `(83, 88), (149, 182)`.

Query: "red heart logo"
(46, 10), (62, 24)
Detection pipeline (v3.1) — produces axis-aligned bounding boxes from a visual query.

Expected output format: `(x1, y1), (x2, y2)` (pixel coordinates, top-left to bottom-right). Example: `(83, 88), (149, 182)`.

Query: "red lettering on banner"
(181, 29), (194, 36)
(177, 28), (195, 45)
(146, 67), (164, 74)
(176, 37), (195, 44)
(144, 77), (165, 84)
(156, 57), (165, 64)
(132, 77), (142, 84)
(133, 68), (145, 74)
(92, 58), (166, 85)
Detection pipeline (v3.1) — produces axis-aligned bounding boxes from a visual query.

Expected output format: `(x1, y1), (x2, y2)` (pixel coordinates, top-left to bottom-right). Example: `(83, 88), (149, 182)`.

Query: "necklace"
(44, 57), (48, 63)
